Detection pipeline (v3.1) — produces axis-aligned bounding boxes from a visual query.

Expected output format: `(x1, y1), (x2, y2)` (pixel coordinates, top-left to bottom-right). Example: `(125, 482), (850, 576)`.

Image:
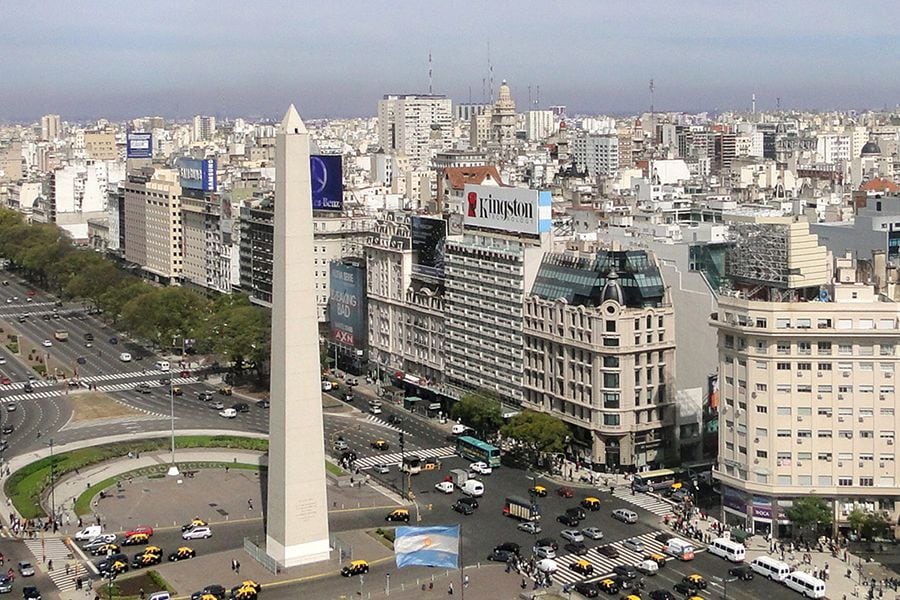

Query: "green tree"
(849, 509), (891, 540)
(202, 296), (271, 379)
(500, 410), (570, 464)
(785, 496), (832, 537)
(450, 391), (503, 439)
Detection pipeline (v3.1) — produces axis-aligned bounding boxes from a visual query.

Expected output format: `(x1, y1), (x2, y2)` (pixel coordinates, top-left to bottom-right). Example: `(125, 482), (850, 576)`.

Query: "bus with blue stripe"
(456, 436), (501, 468)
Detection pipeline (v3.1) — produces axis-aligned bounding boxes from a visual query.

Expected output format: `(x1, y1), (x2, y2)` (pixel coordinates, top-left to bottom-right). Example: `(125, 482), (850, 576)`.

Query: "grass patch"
(369, 527), (395, 550)
(97, 570), (170, 600)
(71, 393), (141, 421)
(5, 342), (17, 354)
(7, 436), (268, 518)
(326, 461), (347, 476)
(74, 475), (118, 515)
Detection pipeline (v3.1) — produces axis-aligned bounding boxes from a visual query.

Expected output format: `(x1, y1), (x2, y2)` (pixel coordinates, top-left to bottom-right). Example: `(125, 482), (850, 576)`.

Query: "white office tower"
(265, 105), (331, 567)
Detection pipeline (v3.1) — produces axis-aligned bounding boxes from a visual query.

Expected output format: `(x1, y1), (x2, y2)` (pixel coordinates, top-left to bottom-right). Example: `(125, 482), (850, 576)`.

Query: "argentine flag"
(394, 525), (460, 569)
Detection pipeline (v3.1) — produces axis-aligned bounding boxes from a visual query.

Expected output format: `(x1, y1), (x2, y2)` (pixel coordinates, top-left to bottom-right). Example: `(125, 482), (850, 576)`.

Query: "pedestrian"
(231, 559), (236, 571)
(65, 563), (70, 575)
(139, 589), (144, 600)
(463, 574), (469, 588)
(248, 499), (253, 510)
(447, 582), (453, 595)
(520, 578), (526, 590)
(47, 559), (52, 571)
(235, 560), (240, 574)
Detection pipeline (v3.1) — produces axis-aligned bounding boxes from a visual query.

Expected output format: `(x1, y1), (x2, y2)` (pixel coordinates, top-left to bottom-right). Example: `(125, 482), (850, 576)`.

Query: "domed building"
(491, 80), (517, 151)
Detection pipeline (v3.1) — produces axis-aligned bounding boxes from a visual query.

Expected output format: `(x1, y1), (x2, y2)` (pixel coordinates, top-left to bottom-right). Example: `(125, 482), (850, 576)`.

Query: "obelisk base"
(266, 535), (331, 567)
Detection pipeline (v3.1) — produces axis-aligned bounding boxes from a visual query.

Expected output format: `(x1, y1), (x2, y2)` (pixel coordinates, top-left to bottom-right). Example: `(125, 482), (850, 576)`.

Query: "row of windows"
(756, 406), (893, 417)
(724, 314), (899, 330)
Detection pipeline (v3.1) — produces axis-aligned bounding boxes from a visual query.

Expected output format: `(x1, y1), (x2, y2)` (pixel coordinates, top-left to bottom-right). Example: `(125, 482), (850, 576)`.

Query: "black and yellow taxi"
(341, 560), (369, 577)
(100, 558), (129, 577)
(597, 578), (620, 595)
(90, 543), (120, 556)
(529, 485), (548, 497)
(131, 550), (162, 568)
(644, 552), (667, 568)
(123, 532), (150, 546)
(386, 508), (410, 522)
(682, 574), (707, 590)
(569, 558), (593, 575)
(172, 386), (183, 396)
(143, 545), (162, 556)
(182, 518), (208, 532)
(581, 496), (601, 511)
(168, 546), (196, 562)
(371, 439), (390, 451)
(230, 580), (261, 600)
(621, 595), (642, 600)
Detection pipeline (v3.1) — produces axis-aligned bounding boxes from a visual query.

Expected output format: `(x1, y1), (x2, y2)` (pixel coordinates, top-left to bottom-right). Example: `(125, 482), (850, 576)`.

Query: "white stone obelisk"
(265, 104), (331, 566)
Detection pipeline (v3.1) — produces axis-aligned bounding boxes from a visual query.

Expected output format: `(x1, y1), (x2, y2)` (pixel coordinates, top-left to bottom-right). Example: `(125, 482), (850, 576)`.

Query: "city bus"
(456, 436), (501, 468)
(632, 468), (687, 492)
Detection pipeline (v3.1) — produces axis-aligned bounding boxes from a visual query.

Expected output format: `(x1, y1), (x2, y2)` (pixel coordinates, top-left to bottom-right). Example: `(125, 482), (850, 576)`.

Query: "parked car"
(17, 562), (34, 577)
(533, 546), (556, 560)
(434, 481), (454, 494)
(623, 537), (645, 552)
(182, 526), (212, 540)
(560, 529), (584, 543)
(556, 486), (574, 498)
(563, 542), (589, 556)
(596, 545), (620, 559)
(728, 565), (754, 581)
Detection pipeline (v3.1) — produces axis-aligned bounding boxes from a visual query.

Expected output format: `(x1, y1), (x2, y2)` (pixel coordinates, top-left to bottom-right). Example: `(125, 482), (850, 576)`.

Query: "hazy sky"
(3, 0), (900, 122)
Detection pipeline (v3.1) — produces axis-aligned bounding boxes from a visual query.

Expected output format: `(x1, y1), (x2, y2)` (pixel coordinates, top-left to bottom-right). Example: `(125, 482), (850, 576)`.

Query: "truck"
(503, 496), (541, 521)
(53, 330), (68, 341)
(449, 468), (468, 488)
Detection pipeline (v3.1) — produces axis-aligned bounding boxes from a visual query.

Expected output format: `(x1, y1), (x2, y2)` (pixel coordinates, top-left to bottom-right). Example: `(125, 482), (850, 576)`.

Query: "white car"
(612, 508), (639, 524)
(119, 352), (132, 362)
(623, 537), (645, 552)
(582, 527), (604, 540)
(41, 340), (52, 347)
(517, 521), (542, 534)
(469, 461), (492, 476)
(181, 526), (212, 540)
(451, 424), (471, 435)
(533, 546), (556, 560)
(636, 559), (659, 575)
(373, 464), (390, 474)
(0, 358), (6, 365)
(560, 529), (584, 543)
(321, 380), (333, 391)
(218, 408), (237, 419)
(536, 558), (558, 573)
(434, 481), (454, 494)
(210, 400), (225, 410)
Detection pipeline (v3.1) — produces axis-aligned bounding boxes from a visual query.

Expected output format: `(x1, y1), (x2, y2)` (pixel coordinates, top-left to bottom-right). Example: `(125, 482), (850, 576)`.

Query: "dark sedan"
(556, 514), (579, 527)
(573, 581), (599, 598)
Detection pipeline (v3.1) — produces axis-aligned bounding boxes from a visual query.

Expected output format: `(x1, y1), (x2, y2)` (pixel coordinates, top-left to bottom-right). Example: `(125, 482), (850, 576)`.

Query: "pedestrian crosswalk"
(611, 488), (676, 517)
(354, 445), (456, 470)
(0, 376), (200, 404)
(365, 414), (405, 433)
(552, 530), (702, 587)
(79, 369), (172, 383)
(22, 537), (88, 592)
(92, 377), (198, 394)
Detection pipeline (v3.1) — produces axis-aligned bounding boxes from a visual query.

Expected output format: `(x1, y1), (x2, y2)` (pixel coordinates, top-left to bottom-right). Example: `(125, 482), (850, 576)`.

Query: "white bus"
(750, 556), (792, 582)
(784, 571), (826, 598)
(707, 537), (746, 563)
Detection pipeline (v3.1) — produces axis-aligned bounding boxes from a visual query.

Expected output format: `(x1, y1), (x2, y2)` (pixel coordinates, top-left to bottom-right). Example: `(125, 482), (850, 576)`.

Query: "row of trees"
(0, 208), (271, 378)
(785, 497), (893, 540)
(450, 390), (572, 464)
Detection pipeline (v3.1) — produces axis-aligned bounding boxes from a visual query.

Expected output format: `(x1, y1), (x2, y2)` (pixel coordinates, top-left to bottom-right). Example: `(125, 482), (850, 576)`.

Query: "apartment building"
(123, 167), (182, 283)
(523, 249), (676, 468)
(377, 94), (452, 168)
(712, 215), (900, 536)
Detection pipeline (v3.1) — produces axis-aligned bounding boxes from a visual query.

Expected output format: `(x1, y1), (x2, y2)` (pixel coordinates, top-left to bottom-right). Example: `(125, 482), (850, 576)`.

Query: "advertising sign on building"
(310, 155), (343, 211)
(178, 158), (217, 192)
(126, 132), (152, 159)
(329, 261), (367, 349)
(463, 184), (551, 235)
(411, 216), (447, 279)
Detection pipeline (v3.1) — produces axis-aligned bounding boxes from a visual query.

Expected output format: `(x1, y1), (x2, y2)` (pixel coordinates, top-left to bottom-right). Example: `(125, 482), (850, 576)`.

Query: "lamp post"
(714, 575), (738, 600)
(166, 335), (182, 477)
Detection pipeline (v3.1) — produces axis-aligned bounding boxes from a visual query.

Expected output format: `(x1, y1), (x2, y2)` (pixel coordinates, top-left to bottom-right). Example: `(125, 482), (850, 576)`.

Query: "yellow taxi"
(172, 386), (183, 396)
(683, 574), (707, 589)
(132, 552), (161, 568)
(341, 560), (369, 577)
(108, 560), (128, 575)
(386, 508), (410, 522)
(569, 559), (593, 575)
(239, 581), (261, 593)
(644, 552), (667, 567)
(199, 594), (219, 600)
(219, 386), (233, 396)
(529, 485), (548, 497)
(143, 545), (162, 556)
(231, 580), (261, 600)
(123, 532), (150, 546)
(597, 578), (620, 594)
(371, 439), (390, 451)
(581, 496), (601, 511)
(623, 595), (642, 600)
(90, 543), (120, 556)
(182, 517), (207, 532)
(168, 546), (195, 562)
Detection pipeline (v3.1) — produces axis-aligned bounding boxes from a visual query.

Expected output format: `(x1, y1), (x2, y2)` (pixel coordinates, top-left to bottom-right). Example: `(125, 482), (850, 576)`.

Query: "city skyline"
(3, 0), (900, 122)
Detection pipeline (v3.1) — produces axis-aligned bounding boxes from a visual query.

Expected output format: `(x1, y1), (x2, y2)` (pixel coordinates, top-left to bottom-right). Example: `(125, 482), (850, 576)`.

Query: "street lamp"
(48, 438), (56, 525)
(714, 575), (738, 600)
(166, 336), (180, 477)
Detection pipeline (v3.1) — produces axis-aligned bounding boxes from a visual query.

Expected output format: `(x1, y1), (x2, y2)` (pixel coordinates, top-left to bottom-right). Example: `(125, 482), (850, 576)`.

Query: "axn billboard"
(463, 184), (551, 235)
(329, 261), (366, 349)
(126, 132), (152, 159)
(178, 158), (217, 192)
(311, 155), (343, 211)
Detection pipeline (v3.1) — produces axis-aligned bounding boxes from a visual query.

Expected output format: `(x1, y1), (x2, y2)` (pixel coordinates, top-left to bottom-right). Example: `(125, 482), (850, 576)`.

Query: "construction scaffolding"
(725, 221), (790, 287)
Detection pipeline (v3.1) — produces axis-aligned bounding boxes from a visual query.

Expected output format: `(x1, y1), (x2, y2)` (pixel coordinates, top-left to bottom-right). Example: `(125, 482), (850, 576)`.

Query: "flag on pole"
(394, 525), (459, 568)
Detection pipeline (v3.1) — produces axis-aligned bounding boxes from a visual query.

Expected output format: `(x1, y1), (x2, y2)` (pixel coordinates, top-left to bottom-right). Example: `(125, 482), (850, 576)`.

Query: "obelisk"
(265, 104), (331, 566)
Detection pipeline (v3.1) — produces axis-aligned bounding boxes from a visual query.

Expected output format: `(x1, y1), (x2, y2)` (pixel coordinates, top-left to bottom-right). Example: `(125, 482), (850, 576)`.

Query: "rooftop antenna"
(488, 41), (494, 103)
(468, 85), (472, 104)
(428, 51), (433, 95)
(482, 78), (486, 103)
(649, 78), (655, 141)
(777, 96), (781, 113)
(528, 85), (532, 108)
(752, 93), (756, 116)
(536, 85), (541, 108)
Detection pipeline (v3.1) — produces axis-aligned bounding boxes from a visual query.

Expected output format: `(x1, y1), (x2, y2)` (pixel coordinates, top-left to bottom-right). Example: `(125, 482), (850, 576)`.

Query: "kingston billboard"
(463, 184), (551, 235)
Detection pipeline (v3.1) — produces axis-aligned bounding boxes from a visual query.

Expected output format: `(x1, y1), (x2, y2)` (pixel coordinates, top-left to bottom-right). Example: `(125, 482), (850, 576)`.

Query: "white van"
(461, 479), (484, 497)
(784, 571), (826, 598)
(664, 537), (695, 561)
(750, 555), (792, 581)
(119, 352), (132, 362)
(154, 360), (170, 371)
(708, 537), (746, 563)
(74, 525), (102, 541)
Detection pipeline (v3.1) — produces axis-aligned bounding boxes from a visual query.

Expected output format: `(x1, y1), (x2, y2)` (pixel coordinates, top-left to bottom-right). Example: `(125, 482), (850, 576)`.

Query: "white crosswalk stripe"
(0, 390), (59, 403)
(551, 531), (681, 586)
(80, 369), (171, 383)
(93, 378), (198, 393)
(354, 446), (455, 470)
(365, 415), (406, 434)
(611, 488), (676, 517)
(22, 537), (86, 591)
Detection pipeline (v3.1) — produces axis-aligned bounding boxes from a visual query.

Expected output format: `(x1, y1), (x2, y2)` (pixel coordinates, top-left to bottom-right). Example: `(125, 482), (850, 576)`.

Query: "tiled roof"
(860, 177), (900, 193)
(443, 166), (504, 190)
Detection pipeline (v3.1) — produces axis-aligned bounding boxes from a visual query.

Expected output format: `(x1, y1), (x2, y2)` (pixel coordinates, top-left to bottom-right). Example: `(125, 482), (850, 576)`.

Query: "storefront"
(721, 487), (792, 536)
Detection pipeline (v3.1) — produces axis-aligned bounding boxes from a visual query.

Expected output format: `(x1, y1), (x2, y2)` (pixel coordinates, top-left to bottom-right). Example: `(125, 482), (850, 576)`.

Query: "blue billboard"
(411, 216), (447, 279)
(178, 158), (217, 192)
(310, 155), (343, 211)
(329, 261), (366, 350)
(127, 132), (152, 159)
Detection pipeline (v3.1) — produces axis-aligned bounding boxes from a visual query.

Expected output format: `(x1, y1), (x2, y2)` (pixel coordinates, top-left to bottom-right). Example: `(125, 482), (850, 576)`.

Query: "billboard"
(411, 216), (447, 279)
(178, 158), (217, 192)
(463, 184), (551, 235)
(310, 155), (343, 211)
(329, 261), (367, 350)
(126, 132), (152, 159)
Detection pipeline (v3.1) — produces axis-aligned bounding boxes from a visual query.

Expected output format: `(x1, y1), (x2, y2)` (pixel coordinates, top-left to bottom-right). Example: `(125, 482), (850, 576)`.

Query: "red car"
(125, 526), (154, 538)
(26, 290), (35, 297)
(0, 377), (9, 385)
(556, 487), (574, 498)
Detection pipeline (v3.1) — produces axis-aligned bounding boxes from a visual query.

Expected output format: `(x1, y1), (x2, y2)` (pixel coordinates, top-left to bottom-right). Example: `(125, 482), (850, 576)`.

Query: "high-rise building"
(40, 114), (61, 142)
(523, 249), (675, 468)
(84, 132), (117, 161)
(377, 94), (452, 168)
(491, 80), (517, 151)
(180, 161), (233, 295)
(123, 167), (183, 283)
(192, 115), (217, 142)
(572, 133), (619, 178)
(525, 110), (554, 142)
